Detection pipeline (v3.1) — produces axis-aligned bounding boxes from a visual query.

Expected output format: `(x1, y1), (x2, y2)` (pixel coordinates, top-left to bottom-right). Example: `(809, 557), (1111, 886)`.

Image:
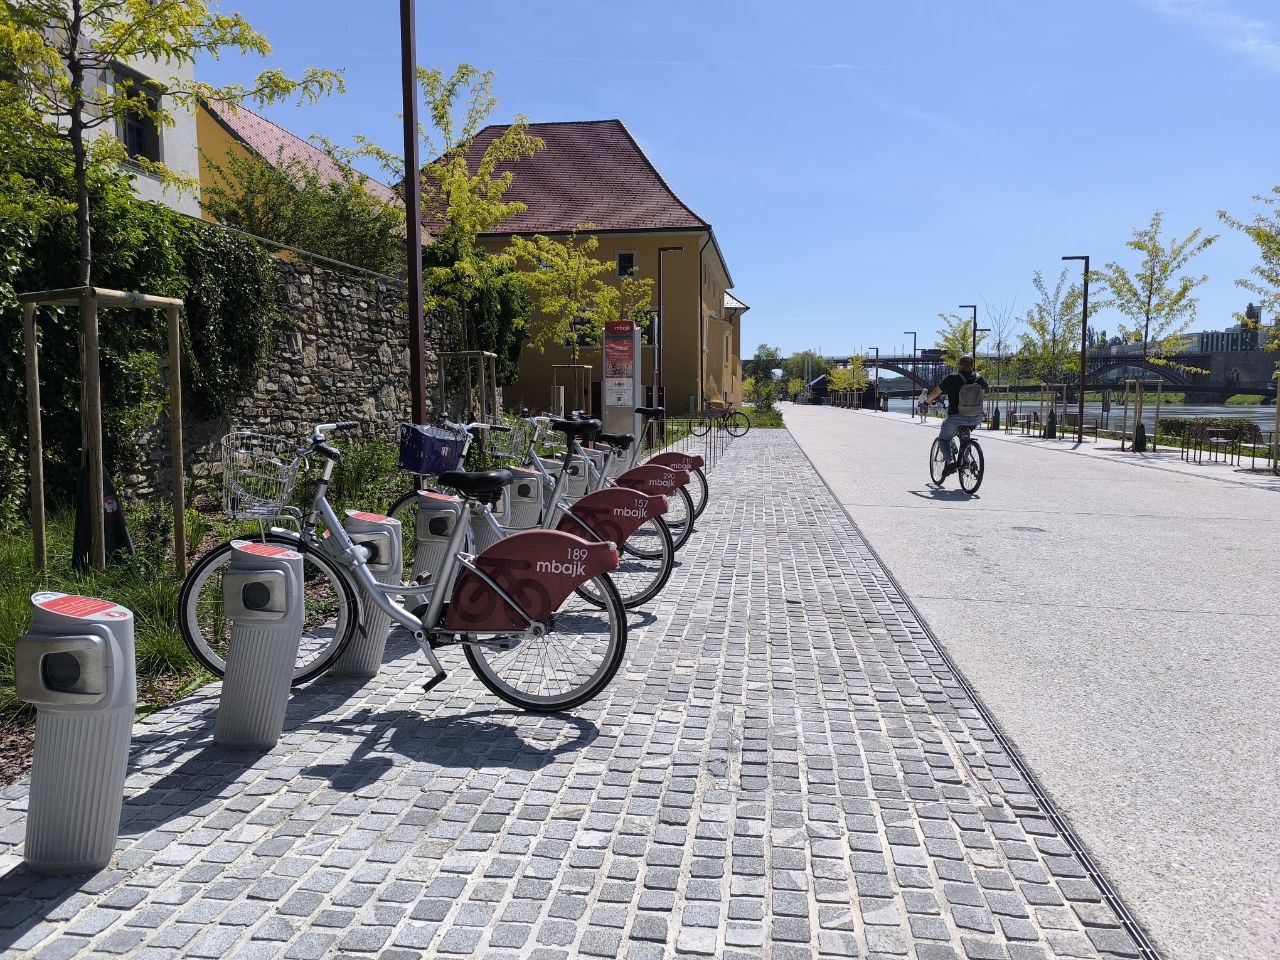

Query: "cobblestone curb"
(0, 430), (1139, 958)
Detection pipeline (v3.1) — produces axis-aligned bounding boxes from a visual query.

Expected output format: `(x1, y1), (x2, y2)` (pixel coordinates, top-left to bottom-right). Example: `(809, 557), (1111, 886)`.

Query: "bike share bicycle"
(928, 403), (985, 493)
(179, 421), (629, 712)
(388, 416), (675, 610)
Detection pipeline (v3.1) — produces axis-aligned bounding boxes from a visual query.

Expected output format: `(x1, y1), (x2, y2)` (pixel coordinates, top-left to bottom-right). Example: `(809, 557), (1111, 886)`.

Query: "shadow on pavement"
(909, 488), (979, 502)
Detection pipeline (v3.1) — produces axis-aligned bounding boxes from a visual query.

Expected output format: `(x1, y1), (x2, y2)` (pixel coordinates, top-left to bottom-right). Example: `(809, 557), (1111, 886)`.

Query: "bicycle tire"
(928, 438), (947, 485)
(690, 418), (711, 437)
(464, 573), (627, 712)
(725, 411), (751, 437)
(578, 515), (674, 609)
(656, 485), (696, 551)
(688, 466), (710, 519)
(959, 441), (984, 493)
(179, 533), (360, 685)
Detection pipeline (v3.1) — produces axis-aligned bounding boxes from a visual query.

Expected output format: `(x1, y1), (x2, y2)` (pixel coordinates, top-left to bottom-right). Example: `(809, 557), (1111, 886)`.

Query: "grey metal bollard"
(329, 510), (402, 678)
(214, 541), (304, 751)
(15, 592), (135, 873)
(411, 492), (464, 585)
(502, 468), (544, 530)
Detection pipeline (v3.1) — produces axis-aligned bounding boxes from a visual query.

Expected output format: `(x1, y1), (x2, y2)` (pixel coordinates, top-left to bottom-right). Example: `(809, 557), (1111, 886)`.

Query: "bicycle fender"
(646, 452), (704, 471)
(615, 464), (691, 494)
(444, 530), (618, 632)
(556, 487), (667, 546)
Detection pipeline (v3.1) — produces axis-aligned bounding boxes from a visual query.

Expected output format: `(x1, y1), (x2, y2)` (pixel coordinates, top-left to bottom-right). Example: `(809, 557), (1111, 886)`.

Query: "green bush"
(1158, 416), (1256, 441)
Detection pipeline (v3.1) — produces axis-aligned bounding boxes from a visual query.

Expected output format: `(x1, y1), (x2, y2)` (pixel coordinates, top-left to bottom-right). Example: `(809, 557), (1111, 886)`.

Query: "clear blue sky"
(197, 0), (1280, 359)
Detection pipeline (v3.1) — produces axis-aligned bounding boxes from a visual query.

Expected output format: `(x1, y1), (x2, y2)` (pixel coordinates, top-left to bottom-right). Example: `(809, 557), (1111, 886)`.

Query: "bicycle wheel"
(464, 573), (627, 712)
(725, 411), (751, 437)
(929, 438), (947, 485)
(688, 466), (710, 519)
(690, 417), (710, 437)
(959, 441), (985, 493)
(179, 534), (360, 685)
(578, 516), (674, 609)
(649, 485), (695, 551)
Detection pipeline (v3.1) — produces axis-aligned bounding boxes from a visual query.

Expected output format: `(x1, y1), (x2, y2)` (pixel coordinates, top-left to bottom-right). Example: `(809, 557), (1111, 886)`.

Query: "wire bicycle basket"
(490, 417), (534, 465)
(221, 431), (303, 520)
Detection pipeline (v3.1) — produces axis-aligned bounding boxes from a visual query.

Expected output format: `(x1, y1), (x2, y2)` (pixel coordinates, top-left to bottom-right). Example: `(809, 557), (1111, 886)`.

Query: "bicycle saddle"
(437, 469), (513, 504)
(634, 406), (664, 417)
(552, 418), (601, 439)
(596, 432), (634, 451)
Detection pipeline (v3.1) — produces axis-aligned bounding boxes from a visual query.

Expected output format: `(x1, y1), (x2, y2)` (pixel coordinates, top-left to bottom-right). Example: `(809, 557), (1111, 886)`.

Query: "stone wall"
(129, 259), (439, 498)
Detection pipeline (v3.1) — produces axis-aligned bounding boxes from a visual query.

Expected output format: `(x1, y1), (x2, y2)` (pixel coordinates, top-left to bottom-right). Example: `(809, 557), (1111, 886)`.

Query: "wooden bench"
(1062, 412), (1099, 441)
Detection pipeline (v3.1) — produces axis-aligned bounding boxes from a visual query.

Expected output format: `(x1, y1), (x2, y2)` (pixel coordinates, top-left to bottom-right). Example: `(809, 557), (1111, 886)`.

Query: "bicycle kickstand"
(413, 630), (448, 693)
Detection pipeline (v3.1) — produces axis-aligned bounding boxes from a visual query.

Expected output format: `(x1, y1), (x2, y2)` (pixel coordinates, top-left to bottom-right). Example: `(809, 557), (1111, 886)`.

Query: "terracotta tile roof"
(205, 101), (398, 206)
(434, 119), (708, 236)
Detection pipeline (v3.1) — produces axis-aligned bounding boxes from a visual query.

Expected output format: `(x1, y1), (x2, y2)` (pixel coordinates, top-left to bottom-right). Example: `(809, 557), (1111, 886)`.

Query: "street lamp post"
(959, 305), (978, 357)
(399, 0), (427, 425)
(903, 330), (918, 395)
(1062, 255), (1090, 444)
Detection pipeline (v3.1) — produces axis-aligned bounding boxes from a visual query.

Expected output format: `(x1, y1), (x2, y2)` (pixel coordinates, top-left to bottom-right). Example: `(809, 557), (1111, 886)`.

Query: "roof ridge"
(611, 119), (708, 230)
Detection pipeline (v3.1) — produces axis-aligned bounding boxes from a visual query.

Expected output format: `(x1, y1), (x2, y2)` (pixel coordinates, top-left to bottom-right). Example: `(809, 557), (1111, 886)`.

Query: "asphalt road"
(784, 403), (1280, 960)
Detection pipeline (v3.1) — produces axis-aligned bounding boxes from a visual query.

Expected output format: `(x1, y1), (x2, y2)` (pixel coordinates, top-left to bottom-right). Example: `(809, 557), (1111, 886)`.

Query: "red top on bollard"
(33, 592), (130, 621)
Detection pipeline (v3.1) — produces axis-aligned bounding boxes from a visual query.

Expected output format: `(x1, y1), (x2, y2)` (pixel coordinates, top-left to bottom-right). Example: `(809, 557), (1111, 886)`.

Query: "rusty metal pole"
(400, 0), (428, 425)
(1063, 255), (1090, 444)
(166, 306), (187, 576)
(23, 302), (46, 570)
(81, 290), (106, 570)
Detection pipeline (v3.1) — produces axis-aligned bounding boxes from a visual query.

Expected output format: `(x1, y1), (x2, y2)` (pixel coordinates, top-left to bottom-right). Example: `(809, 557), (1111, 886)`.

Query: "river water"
(882, 396), (1279, 431)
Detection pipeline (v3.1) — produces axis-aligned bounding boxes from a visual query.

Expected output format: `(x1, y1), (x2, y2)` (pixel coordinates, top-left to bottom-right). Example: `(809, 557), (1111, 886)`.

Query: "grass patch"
(1226, 393), (1266, 406)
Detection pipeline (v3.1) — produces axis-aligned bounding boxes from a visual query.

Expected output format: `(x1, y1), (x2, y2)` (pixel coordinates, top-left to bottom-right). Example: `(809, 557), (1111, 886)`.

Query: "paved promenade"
(786, 404), (1280, 960)
(0, 430), (1138, 959)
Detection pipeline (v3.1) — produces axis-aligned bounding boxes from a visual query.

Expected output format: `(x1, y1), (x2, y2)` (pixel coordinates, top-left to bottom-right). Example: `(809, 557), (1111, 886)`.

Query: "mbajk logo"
(536, 558), (587, 577)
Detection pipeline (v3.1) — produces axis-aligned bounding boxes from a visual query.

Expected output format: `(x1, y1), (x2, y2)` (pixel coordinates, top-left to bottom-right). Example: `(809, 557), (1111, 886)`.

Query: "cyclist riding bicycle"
(925, 354), (988, 482)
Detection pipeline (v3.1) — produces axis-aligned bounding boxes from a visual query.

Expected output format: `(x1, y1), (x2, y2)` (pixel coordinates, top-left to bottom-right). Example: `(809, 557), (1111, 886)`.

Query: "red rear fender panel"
(615, 464), (691, 495)
(646, 452), (705, 471)
(444, 530), (618, 631)
(556, 488), (666, 546)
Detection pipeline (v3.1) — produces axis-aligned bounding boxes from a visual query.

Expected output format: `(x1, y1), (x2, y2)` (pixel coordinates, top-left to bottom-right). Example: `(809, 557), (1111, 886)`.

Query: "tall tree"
(0, 0), (342, 287)
(745, 344), (782, 381)
(936, 313), (985, 368)
(509, 229), (613, 354)
(781, 349), (832, 385)
(1219, 188), (1280, 357)
(1094, 211), (1217, 362)
(1016, 269), (1084, 383)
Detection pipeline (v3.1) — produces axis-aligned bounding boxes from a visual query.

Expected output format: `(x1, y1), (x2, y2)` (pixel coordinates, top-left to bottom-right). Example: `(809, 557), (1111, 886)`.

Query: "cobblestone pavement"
(0, 430), (1141, 959)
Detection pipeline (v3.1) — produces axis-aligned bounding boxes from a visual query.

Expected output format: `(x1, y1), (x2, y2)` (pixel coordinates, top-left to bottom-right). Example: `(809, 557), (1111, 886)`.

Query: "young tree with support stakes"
(1094, 211), (1217, 364)
(936, 313), (984, 368)
(0, 0), (344, 288)
(1017, 269), (1087, 384)
(509, 229), (613, 353)
(982, 296), (1019, 386)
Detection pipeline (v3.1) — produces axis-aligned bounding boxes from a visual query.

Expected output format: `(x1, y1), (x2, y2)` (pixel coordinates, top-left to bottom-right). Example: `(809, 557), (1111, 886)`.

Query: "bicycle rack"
(329, 511), (403, 679)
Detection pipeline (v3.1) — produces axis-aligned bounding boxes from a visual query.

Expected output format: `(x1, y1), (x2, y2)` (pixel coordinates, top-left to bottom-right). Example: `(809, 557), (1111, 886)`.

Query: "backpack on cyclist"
(957, 375), (985, 417)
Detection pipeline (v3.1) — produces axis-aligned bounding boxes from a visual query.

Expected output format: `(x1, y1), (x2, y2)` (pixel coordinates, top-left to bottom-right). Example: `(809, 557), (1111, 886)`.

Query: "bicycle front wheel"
(725, 411), (751, 437)
(690, 417), (710, 437)
(464, 573), (627, 712)
(959, 441), (985, 493)
(929, 439), (947, 485)
(179, 534), (360, 685)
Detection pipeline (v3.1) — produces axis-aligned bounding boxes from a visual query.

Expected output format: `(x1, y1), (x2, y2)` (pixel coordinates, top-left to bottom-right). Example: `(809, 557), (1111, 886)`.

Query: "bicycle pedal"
(422, 672), (447, 694)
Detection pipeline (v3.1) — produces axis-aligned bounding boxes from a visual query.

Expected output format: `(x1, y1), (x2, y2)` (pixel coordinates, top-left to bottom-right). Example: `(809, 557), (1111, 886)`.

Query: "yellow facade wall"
(194, 105), (259, 220)
(483, 229), (739, 416)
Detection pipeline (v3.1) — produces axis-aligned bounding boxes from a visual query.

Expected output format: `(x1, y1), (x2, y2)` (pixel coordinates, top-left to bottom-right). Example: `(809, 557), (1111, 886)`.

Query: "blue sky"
(197, 0), (1280, 358)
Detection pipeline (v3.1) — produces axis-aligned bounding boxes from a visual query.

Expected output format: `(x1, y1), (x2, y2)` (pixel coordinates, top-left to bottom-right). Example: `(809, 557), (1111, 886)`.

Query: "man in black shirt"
(925, 355), (988, 480)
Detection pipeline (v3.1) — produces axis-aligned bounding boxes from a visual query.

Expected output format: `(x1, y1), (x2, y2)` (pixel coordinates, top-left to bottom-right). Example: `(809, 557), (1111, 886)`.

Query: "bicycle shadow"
(295, 706), (598, 792)
(909, 488), (979, 502)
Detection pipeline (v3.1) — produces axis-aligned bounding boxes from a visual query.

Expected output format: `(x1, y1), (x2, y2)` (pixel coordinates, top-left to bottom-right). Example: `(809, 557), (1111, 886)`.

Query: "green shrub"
(1158, 416), (1256, 441)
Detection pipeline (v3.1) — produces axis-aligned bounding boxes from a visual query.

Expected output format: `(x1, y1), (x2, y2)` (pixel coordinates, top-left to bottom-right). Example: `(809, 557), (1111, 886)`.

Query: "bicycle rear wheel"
(179, 534), (360, 685)
(688, 466), (710, 519)
(464, 574), (627, 712)
(929, 438), (947, 485)
(653, 485), (695, 551)
(578, 516), (674, 609)
(690, 417), (711, 437)
(959, 441), (985, 493)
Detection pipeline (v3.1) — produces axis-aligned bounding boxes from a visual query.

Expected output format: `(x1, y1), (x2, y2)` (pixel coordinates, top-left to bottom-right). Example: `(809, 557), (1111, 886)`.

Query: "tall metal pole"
(1063, 255), (1090, 444)
(400, 0), (428, 425)
(960, 304), (978, 357)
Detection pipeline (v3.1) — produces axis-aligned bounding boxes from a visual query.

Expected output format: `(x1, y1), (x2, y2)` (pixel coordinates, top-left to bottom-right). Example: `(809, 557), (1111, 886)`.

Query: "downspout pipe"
(698, 233), (711, 411)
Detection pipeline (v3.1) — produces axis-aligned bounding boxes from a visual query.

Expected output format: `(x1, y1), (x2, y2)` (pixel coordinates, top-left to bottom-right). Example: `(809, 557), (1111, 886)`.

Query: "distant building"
(443, 119), (744, 414)
(1193, 305), (1269, 353)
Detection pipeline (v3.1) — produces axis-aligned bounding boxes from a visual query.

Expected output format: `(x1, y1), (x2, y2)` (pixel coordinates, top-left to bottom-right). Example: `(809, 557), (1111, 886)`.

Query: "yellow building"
(195, 101), (398, 219)
(460, 120), (745, 416)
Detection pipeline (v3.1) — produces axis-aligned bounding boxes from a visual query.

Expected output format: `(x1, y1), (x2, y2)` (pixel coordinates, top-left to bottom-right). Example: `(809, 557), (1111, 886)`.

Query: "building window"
(115, 67), (162, 164)
(616, 252), (636, 277)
